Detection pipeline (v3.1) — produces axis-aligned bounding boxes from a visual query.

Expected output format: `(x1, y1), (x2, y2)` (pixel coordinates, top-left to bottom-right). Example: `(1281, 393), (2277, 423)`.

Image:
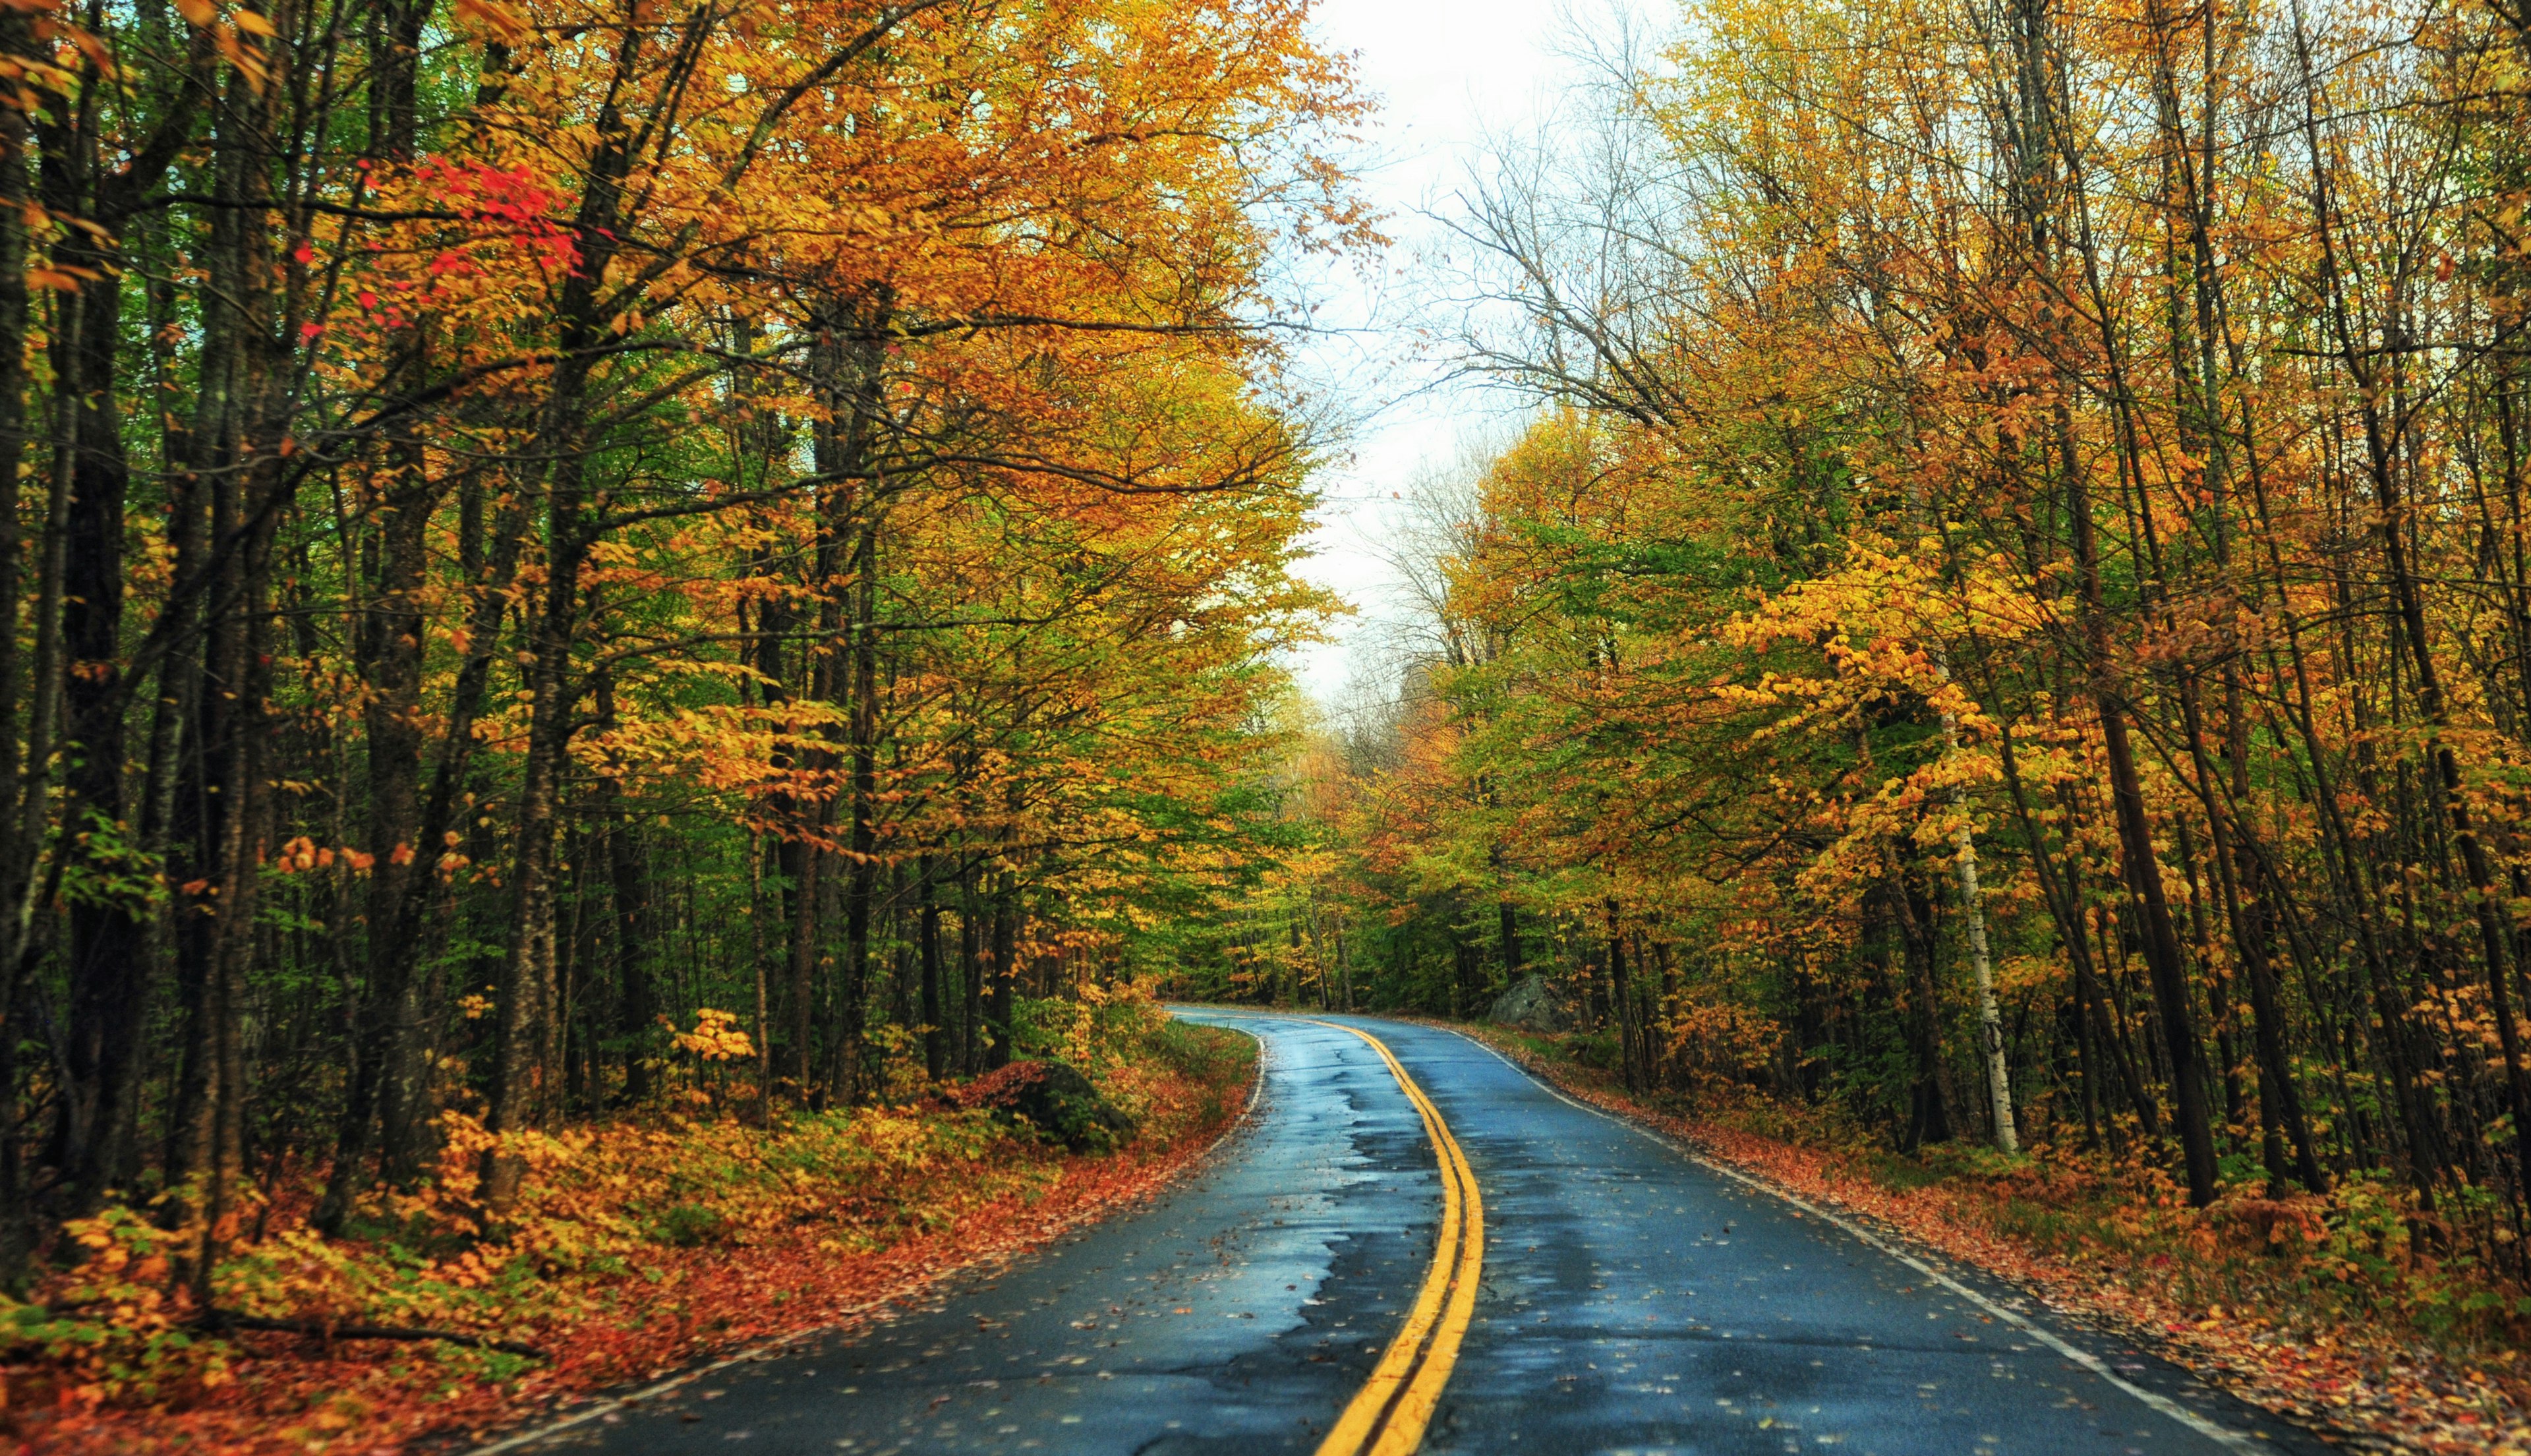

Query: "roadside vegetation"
(0, 0), (1347, 1445)
(1459, 1021), (2523, 1453)
(4, 995), (1254, 1453)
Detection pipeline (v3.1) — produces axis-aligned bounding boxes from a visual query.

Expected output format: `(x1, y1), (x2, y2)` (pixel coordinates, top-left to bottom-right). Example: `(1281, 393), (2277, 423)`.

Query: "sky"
(1280, 0), (1664, 709)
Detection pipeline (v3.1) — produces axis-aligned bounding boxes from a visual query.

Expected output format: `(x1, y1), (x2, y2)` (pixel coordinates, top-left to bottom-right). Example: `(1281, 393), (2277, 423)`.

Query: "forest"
(0, 0), (1366, 1406)
(1170, 0), (2531, 1335)
(5, 0), (2531, 1441)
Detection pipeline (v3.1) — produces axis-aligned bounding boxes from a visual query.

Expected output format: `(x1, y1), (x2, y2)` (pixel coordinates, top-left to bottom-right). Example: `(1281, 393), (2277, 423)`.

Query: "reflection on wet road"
(1378, 1020), (2322, 1456)
(484, 1012), (2333, 1456)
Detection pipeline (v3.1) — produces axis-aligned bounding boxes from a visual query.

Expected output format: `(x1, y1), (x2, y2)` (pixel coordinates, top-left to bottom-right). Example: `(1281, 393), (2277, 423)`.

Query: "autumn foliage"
(1166, 0), (2531, 1440)
(0, 0), (1350, 1442)
(9, 1002), (1255, 1451)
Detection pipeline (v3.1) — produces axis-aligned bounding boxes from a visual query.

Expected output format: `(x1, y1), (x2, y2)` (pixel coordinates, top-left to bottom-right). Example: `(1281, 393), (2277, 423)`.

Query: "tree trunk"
(960, 870), (984, 1074)
(787, 838), (822, 1098)
(840, 513), (879, 1101)
(479, 20), (658, 1211)
(0, 11), (34, 1282)
(1885, 866), (1955, 1151)
(919, 859), (945, 1080)
(600, 676), (658, 1103)
(53, 237), (147, 1217)
(312, 451), (444, 1231)
(985, 879), (1017, 1069)
(1497, 897), (1521, 989)
(1606, 898), (1637, 1093)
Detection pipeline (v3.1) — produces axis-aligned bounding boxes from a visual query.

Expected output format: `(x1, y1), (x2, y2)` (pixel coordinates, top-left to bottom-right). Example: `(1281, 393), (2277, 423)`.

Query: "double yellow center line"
(1308, 1021), (1484, 1456)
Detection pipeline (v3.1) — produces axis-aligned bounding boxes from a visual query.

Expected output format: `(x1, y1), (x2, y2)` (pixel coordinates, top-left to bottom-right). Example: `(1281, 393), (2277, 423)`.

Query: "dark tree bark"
(44, 21), (204, 1219)
(598, 674), (658, 1102)
(482, 24), (671, 1209)
(959, 870), (984, 1075)
(1884, 867), (1955, 1152)
(0, 16), (34, 1277)
(985, 878), (1016, 1069)
(919, 859), (945, 1080)
(1498, 897), (1521, 984)
(1606, 899), (1637, 1093)
(53, 247), (146, 1215)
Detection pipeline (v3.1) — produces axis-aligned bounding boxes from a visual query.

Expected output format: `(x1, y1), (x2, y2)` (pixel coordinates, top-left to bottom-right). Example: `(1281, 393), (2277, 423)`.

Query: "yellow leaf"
(231, 7), (274, 34)
(173, 0), (212, 26)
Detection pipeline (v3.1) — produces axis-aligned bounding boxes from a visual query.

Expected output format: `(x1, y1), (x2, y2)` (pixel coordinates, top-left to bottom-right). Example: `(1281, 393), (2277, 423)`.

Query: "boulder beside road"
(1487, 974), (1569, 1032)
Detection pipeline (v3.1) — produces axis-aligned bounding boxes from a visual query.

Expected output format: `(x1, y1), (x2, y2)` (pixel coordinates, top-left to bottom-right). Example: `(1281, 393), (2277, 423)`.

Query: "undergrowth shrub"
(0, 999), (1252, 1413)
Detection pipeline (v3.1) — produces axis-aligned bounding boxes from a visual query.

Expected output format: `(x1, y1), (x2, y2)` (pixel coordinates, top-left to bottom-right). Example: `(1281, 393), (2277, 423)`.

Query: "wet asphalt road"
(498, 1012), (2332, 1456)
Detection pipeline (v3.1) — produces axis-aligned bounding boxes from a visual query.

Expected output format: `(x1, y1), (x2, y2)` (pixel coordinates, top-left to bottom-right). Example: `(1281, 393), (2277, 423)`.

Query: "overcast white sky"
(1280, 0), (1664, 707)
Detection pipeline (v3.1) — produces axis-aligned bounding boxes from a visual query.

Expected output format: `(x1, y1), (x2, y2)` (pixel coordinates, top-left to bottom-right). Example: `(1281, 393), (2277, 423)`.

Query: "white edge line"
(1432, 1024), (2269, 1455)
(466, 1020), (1271, 1455)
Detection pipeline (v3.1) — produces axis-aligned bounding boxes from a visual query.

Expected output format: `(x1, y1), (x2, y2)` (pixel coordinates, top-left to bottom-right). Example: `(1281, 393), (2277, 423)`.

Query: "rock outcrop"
(1488, 974), (1569, 1031)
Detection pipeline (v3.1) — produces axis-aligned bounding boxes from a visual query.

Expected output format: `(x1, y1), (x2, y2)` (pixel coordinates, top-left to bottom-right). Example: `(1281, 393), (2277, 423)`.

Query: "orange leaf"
(451, 0), (530, 44)
(213, 28), (269, 88)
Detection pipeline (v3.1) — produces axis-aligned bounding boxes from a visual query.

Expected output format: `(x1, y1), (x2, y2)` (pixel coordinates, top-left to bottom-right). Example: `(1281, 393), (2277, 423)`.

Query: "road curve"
(480, 1011), (2331, 1456)
(487, 1013), (1446, 1455)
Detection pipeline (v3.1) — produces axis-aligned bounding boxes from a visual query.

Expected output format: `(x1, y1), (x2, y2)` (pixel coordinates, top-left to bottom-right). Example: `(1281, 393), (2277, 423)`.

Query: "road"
(485, 1012), (2331, 1456)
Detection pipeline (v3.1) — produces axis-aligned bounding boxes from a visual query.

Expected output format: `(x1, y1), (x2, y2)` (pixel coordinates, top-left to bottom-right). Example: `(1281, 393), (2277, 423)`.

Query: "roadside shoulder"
(1411, 1014), (2528, 1456)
